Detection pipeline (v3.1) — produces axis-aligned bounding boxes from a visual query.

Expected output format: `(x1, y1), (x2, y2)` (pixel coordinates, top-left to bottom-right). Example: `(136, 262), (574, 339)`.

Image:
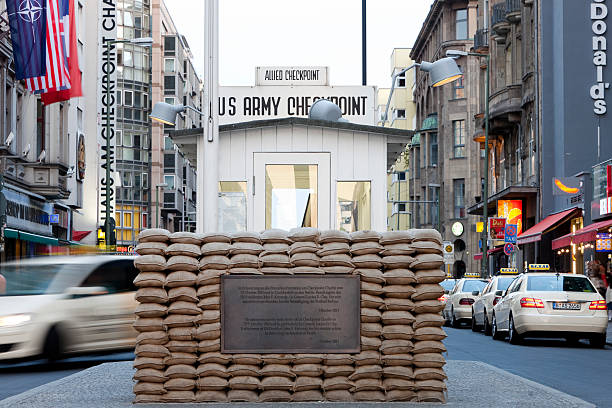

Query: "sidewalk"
(607, 323), (612, 346)
(0, 360), (594, 408)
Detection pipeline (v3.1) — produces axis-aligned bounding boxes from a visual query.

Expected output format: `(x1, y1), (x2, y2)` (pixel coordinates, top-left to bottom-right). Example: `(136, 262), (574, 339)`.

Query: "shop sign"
(256, 66), (328, 86)
(591, 0), (609, 115)
(3, 187), (52, 235)
(219, 86), (376, 125)
(488, 217), (506, 240)
(596, 232), (612, 251)
(497, 200), (522, 235)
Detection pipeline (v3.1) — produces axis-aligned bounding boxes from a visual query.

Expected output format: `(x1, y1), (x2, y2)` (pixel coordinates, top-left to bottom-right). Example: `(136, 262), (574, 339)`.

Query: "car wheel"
(483, 312), (492, 336)
(589, 333), (606, 348)
(508, 314), (522, 345)
(491, 314), (504, 340)
(565, 335), (580, 346)
(43, 326), (63, 362)
(450, 307), (459, 328)
(471, 310), (478, 332)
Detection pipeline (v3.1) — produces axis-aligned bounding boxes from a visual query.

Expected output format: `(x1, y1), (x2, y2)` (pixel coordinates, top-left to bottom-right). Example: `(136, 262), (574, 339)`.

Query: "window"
(452, 65), (465, 98)
(265, 165), (318, 230)
(527, 276), (596, 293)
(164, 75), (176, 91)
(393, 109), (406, 120)
(164, 175), (175, 190)
(396, 72), (406, 88)
(122, 172), (132, 187)
(164, 97), (176, 105)
(164, 36), (176, 56)
(337, 181), (371, 232)
(164, 153), (175, 168)
(36, 99), (45, 156)
(392, 172), (406, 182)
(456, 9), (468, 40)
(393, 203), (406, 213)
(453, 120), (466, 158)
(82, 260), (138, 294)
(124, 91), (133, 106)
(164, 136), (174, 150)
(123, 50), (133, 67)
(142, 173), (149, 188)
(497, 277), (516, 292)
(428, 186), (439, 226)
(461, 280), (487, 293)
(164, 58), (175, 73)
(430, 133), (438, 166)
(453, 179), (465, 218)
(123, 133), (132, 147)
(218, 181), (247, 233)
(124, 212), (132, 228)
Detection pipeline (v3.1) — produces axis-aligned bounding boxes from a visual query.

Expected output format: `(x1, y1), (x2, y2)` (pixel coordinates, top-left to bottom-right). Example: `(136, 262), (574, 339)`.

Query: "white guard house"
(170, 117), (414, 232)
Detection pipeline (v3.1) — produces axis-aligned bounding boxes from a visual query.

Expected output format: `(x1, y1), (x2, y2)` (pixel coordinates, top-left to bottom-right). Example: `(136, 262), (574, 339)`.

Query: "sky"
(163, 0), (434, 89)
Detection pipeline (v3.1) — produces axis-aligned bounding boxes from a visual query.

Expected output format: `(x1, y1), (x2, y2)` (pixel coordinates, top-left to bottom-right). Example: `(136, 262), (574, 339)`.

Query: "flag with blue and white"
(5, 0), (47, 80)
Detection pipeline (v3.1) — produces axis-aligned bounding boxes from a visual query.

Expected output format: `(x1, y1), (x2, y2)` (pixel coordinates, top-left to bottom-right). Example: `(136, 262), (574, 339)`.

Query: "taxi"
(491, 268), (608, 347)
(442, 274), (488, 328)
(439, 278), (459, 305)
(471, 269), (519, 335)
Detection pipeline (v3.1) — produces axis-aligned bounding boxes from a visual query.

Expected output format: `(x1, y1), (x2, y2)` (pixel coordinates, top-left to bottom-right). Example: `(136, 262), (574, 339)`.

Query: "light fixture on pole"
(155, 182), (168, 229)
(382, 57), (462, 126)
(102, 36), (153, 249)
(150, 102), (204, 129)
(446, 49), (490, 278)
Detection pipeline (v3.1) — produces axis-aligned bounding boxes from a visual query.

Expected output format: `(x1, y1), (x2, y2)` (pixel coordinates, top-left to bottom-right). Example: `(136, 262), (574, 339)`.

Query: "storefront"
(170, 117), (413, 232)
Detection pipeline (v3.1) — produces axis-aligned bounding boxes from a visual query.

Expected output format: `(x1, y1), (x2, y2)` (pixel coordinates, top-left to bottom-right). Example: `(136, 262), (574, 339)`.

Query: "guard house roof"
(169, 117), (415, 170)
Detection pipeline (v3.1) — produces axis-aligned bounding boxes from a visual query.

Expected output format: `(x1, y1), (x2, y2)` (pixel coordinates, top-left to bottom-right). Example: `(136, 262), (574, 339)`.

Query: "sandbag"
(382, 255), (416, 269)
(196, 270), (223, 286)
(228, 376), (260, 390)
(348, 365), (383, 380)
(356, 269), (385, 284)
(381, 353), (413, 366)
(195, 390), (228, 403)
(361, 308), (382, 323)
(380, 243), (416, 257)
(322, 266), (354, 274)
(261, 267), (293, 275)
(258, 390), (292, 402)
(317, 242), (350, 257)
(294, 376), (323, 391)
(169, 231), (202, 245)
(161, 390), (195, 403)
(135, 287), (168, 304)
(133, 368), (167, 383)
(413, 299), (445, 314)
(383, 269), (417, 285)
(379, 231), (414, 245)
(227, 364), (260, 377)
(352, 254), (383, 269)
(411, 229), (442, 244)
(353, 378), (384, 392)
(289, 241), (320, 254)
(168, 326), (195, 341)
(260, 253), (291, 267)
(261, 354), (295, 365)
(412, 353), (446, 368)
(382, 324), (414, 340)
(412, 284), (444, 301)
(413, 313), (445, 329)
(135, 303), (167, 318)
(261, 243), (290, 255)
(291, 390), (324, 402)
(361, 336), (382, 351)
(410, 240), (443, 254)
(198, 296), (221, 310)
(322, 376), (354, 391)
(199, 255), (230, 270)
(165, 378), (196, 391)
(166, 340), (198, 353)
(349, 230), (381, 243)
(350, 241), (383, 256)
(415, 268), (446, 284)
(166, 255), (199, 272)
(231, 354), (262, 365)
(230, 231), (261, 244)
(415, 379), (447, 392)
(164, 365), (196, 380)
(360, 323), (383, 337)
(361, 293), (384, 309)
(416, 390), (446, 403)
(229, 242), (263, 255)
(384, 284), (416, 299)
(133, 272), (165, 288)
(227, 389), (258, 402)
(382, 297), (415, 311)
(382, 310), (416, 325)
(293, 354), (323, 364)
(136, 331), (168, 345)
(164, 352), (197, 366)
(292, 363), (323, 377)
(413, 340), (447, 354)
(197, 284), (220, 298)
(198, 338), (221, 353)
(259, 376), (294, 391)
(323, 354), (354, 366)
(197, 352), (232, 365)
(201, 242), (231, 256)
(380, 339), (414, 355)
(135, 241), (167, 256)
(163, 314), (197, 328)
(133, 317), (164, 332)
(290, 252), (320, 267)
(291, 266), (324, 274)
(137, 228), (170, 243)
(320, 254), (353, 267)
(200, 232), (232, 244)
(196, 310), (221, 325)
(133, 381), (165, 395)
(168, 286), (198, 303)
(260, 229), (292, 244)
(382, 365), (414, 380)
(413, 367), (448, 381)
(413, 327), (447, 341)
(133, 357), (164, 370)
(385, 389), (417, 402)
(361, 282), (384, 296)
(135, 344), (169, 358)
(134, 255), (167, 272)
(165, 271), (197, 288)
(323, 365), (354, 377)
(410, 254), (444, 270)
(167, 301), (200, 316)
(230, 253), (260, 268)
(229, 267), (263, 275)
(195, 323), (221, 340)
(353, 390), (386, 402)
(353, 351), (381, 366)
(318, 230), (350, 244)
(196, 363), (229, 378)
(324, 389), (353, 402)
(288, 227), (320, 242)
(165, 243), (201, 258)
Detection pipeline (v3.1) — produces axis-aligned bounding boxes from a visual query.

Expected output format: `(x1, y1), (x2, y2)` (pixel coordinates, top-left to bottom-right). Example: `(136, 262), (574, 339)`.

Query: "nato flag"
(5, 0), (47, 80)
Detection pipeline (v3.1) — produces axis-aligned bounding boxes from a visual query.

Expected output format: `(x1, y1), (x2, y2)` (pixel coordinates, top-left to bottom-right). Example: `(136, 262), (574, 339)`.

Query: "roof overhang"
(467, 185), (539, 216)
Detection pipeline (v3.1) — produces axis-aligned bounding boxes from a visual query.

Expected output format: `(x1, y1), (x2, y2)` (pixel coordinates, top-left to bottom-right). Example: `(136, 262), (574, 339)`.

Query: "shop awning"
(551, 218), (612, 249)
(4, 228), (59, 246)
(72, 230), (92, 242)
(517, 207), (581, 245)
(473, 246), (504, 260)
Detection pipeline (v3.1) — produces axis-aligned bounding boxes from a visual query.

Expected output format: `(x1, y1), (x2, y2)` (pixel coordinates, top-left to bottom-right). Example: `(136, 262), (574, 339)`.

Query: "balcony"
(474, 29), (489, 53)
(505, 0), (521, 23)
(491, 3), (510, 43)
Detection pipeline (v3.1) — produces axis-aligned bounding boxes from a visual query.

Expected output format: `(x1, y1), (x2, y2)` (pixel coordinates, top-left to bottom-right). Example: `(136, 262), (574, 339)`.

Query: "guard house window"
(456, 9), (468, 40)
(337, 181), (371, 232)
(396, 71), (406, 88)
(453, 120), (466, 158)
(430, 133), (438, 166)
(452, 65), (464, 99)
(393, 109), (406, 120)
(454, 179), (466, 219)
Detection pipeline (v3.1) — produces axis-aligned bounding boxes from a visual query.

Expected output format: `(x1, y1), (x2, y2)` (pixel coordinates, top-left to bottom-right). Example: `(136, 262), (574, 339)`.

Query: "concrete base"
(0, 360), (594, 408)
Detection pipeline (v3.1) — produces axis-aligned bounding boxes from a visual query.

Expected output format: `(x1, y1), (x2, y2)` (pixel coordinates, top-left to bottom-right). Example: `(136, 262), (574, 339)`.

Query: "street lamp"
(446, 49), (490, 278)
(155, 183), (168, 228)
(382, 57), (462, 126)
(102, 36), (153, 248)
(150, 102), (204, 128)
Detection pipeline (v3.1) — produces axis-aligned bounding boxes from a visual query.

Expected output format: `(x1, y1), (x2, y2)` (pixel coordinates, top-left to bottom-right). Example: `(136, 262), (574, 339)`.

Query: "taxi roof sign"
(528, 264), (550, 271)
(464, 272), (481, 278)
(499, 268), (518, 274)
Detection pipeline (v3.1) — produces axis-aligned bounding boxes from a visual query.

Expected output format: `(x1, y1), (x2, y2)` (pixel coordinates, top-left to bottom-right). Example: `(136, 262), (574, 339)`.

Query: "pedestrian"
(606, 265), (612, 322)
(0, 273), (5, 295)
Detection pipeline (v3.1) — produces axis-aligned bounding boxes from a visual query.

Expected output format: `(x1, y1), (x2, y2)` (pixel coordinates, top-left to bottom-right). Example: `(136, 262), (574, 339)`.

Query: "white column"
(200, 0), (219, 233)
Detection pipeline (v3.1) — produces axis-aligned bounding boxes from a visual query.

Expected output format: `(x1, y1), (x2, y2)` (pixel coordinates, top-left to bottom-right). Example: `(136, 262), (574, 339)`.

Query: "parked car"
(0, 255), (138, 361)
(439, 278), (459, 305)
(491, 273), (608, 347)
(472, 274), (518, 335)
(443, 278), (488, 327)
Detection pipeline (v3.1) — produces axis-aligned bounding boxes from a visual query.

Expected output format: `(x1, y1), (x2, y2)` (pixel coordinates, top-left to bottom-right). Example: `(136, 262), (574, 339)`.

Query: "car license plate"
(553, 302), (581, 310)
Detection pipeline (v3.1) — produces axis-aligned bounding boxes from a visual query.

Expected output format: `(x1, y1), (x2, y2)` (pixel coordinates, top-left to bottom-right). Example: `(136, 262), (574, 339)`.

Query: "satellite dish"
(309, 99), (345, 122)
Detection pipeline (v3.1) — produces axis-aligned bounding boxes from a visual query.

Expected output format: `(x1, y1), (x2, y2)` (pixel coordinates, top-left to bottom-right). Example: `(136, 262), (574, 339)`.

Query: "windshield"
(0, 262), (89, 296)
(497, 277), (515, 291)
(440, 280), (457, 291)
(462, 280), (487, 293)
(526, 276), (596, 293)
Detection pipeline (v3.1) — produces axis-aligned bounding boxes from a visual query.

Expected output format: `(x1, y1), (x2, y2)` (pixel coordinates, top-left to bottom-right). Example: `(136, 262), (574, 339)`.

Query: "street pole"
(105, 41), (112, 248)
(155, 186), (159, 228)
(362, 0), (366, 86)
(482, 54), (490, 278)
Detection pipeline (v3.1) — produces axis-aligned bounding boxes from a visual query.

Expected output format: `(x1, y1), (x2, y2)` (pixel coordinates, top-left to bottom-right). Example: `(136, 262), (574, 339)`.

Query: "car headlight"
(0, 314), (32, 327)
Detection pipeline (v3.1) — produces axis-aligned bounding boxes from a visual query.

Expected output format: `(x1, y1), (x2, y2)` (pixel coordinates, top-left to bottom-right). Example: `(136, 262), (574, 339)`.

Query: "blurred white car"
(443, 278), (488, 328)
(438, 278), (459, 305)
(472, 274), (518, 335)
(491, 273), (608, 347)
(0, 255), (138, 361)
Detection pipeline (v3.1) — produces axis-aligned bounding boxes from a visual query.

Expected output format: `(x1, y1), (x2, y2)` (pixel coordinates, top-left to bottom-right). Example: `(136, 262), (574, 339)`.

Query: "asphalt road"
(0, 351), (134, 401)
(0, 331), (610, 406)
(446, 324), (612, 407)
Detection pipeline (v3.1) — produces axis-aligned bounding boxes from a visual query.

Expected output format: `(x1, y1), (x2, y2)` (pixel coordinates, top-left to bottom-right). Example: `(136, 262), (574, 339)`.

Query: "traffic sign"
(503, 242), (515, 256)
(443, 241), (454, 265)
(504, 224), (517, 244)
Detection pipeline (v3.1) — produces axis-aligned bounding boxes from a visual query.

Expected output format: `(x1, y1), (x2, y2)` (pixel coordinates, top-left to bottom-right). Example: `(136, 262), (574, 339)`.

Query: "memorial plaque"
(221, 275), (360, 353)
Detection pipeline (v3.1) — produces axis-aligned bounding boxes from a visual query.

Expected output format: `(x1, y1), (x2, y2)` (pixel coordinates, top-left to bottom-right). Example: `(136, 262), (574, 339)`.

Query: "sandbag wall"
(132, 228), (448, 404)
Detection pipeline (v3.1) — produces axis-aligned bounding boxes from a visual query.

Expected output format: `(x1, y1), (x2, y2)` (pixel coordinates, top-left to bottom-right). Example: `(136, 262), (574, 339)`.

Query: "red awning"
(473, 246), (504, 260)
(551, 218), (612, 249)
(72, 230), (92, 241)
(517, 208), (581, 245)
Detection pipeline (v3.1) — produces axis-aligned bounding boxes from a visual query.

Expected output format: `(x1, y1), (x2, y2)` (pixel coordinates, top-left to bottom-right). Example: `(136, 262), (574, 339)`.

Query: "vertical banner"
(97, 0), (117, 227)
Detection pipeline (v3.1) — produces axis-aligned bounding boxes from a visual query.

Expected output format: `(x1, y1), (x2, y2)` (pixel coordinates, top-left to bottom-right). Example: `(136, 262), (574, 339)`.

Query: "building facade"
(411, 0), (481, 277)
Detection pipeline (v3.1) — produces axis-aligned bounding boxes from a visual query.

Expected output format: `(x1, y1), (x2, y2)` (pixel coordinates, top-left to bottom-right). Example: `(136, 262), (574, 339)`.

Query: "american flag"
(25, 0), (70, 93)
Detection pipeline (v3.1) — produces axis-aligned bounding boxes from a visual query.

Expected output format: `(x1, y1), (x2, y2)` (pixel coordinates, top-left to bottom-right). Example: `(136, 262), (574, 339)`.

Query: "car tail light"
(589, 300), (607, 310)
(520, 297), (544, 308)
(459, 298), (474, 305)
(493, 296), (501, 306)
(438, 295), (448, 302)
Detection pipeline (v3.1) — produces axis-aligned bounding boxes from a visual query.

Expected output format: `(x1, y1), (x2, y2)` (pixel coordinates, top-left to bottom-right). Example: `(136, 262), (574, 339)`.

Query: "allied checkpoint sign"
(221, 275), (360, 353)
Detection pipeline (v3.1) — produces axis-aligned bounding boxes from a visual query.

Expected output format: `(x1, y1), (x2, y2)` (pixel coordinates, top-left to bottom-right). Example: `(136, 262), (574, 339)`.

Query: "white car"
(0, 255), (139, 361)
(443, 278), (488, 328)
(472, 274), (518, 335)
(491, 273), (608, 347)
(438, 278), (459, 305)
